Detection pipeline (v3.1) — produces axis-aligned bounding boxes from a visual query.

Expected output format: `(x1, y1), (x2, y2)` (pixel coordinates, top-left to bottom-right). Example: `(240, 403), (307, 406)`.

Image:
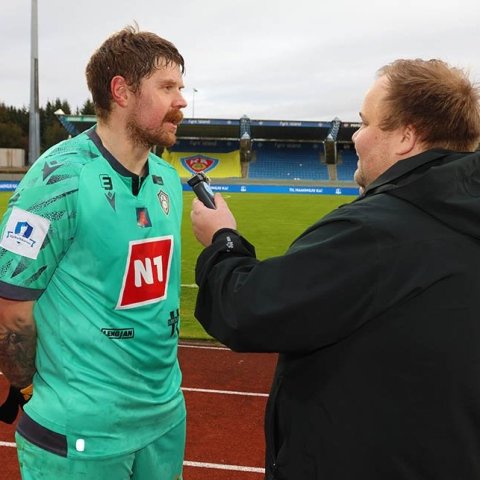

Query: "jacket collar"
(363, 148), (452, 196)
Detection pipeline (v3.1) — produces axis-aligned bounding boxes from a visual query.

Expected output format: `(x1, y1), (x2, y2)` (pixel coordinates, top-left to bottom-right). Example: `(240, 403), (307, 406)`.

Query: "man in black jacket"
(190, 59), (480, 479)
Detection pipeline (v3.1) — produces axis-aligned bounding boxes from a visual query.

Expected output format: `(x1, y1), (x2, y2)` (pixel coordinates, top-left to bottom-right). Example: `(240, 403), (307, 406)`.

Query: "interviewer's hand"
(191, 193), (237, 246)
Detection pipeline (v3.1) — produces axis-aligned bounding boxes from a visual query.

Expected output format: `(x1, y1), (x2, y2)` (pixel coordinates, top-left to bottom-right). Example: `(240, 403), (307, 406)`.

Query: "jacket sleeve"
(194, 213), (381, 354)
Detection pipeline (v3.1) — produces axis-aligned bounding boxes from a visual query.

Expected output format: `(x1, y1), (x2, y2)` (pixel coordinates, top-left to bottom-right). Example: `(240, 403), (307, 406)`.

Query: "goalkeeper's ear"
(0, 384), (33, 424)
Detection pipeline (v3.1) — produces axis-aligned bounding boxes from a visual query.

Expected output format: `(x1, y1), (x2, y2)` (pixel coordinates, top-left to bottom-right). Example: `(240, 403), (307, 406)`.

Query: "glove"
(0, 384), (33, 424)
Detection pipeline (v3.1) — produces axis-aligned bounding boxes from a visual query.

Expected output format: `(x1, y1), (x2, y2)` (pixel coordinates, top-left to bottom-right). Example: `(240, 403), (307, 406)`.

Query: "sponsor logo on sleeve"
(116, 236), (174, 309)
(0, 207), (50, 260)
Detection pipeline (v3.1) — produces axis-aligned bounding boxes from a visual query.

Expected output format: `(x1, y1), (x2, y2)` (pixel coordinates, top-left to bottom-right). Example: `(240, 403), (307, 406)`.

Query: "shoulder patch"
(0, 207), (51, 260)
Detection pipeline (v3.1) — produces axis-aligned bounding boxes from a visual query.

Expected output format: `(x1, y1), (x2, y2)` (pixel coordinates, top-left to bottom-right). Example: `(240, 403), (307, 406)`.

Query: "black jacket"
(195, 149), (480, 479)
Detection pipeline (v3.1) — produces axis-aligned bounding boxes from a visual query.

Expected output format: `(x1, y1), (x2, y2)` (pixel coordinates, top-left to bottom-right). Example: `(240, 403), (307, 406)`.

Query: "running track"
(0, 341), (277, 480)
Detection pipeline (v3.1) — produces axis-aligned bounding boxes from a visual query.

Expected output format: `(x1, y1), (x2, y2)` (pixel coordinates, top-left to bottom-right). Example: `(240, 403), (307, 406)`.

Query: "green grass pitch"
(0, 190), (356, 340)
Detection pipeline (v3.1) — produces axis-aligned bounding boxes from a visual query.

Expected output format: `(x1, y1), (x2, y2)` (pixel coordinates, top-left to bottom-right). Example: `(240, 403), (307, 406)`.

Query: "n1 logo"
(117, 236), (173, 309)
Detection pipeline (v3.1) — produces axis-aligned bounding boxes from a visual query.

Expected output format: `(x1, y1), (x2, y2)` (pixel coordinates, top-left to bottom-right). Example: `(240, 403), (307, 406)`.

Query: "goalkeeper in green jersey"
(0, 25), (187, 479)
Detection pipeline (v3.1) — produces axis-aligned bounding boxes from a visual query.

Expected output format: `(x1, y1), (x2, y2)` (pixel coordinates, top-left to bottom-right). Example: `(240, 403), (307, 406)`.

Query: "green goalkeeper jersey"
(0, 128), (185, 458)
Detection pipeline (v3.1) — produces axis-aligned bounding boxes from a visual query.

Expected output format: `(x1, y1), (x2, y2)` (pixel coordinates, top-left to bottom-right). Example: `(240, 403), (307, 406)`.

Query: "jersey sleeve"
(0, 152), (81, 300)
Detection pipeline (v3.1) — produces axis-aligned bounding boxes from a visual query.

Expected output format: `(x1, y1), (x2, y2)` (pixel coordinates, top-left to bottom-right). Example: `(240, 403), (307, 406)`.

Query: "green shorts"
(15, 417), (186, 480)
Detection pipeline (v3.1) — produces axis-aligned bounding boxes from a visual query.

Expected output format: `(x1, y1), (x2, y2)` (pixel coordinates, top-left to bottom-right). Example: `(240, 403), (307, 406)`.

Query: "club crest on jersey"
(181, 154), (218, 174)
(136, 208), (152, 228)
(117, 236), (174, 309)
(158, 190), (170, 215)
(0, 207), (50, 260)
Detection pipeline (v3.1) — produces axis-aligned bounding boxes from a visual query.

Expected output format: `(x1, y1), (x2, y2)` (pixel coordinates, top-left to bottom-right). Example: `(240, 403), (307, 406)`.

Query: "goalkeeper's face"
(126, 61), (187, 149)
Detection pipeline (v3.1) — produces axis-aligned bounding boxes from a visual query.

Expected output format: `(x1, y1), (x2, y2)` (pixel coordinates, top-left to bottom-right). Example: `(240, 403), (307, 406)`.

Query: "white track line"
(2, 343), (269, 474)
(179, 343), (230, 351)
(0, 442), (265, 474)
(0, 441), (16, 447)
(0, 375), (269, 397)
(183, 460), (265, 474)
(182, 386), (268, 397)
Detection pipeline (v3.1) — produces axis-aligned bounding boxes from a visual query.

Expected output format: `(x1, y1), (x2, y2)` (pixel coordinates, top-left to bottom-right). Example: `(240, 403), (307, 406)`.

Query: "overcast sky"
(1, 0), (479, 122)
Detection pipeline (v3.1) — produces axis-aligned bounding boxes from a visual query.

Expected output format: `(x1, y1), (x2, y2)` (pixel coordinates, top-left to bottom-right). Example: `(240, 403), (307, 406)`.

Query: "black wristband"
(212, 228), (239, 244)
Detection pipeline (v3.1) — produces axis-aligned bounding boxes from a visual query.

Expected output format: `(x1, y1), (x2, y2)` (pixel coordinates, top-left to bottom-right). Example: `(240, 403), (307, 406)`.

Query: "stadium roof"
(56, 112), (360, 145)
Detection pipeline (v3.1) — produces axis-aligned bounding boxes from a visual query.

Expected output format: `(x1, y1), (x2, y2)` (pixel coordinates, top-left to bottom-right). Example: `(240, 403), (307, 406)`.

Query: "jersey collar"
(86, 127), (149, 195)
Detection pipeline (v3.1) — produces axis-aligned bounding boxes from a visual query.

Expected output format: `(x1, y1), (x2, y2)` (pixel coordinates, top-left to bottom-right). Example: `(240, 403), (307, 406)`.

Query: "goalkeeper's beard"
(127, 109), (183, 149)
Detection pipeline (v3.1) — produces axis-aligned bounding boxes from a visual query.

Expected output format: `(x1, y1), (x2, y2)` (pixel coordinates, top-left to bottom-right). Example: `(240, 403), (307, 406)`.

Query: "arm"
(192, 197), (380, 354)
(0, 297), (36, 388)
(0, 153), (79, 387)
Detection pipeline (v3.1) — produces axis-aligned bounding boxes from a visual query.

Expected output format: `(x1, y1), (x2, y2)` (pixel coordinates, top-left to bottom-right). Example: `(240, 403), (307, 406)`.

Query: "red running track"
(0, 341), (277, 480)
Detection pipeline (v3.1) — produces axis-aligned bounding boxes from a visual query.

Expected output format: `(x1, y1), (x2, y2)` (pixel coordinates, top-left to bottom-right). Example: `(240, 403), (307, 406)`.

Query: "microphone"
(187, 172), (216, 209)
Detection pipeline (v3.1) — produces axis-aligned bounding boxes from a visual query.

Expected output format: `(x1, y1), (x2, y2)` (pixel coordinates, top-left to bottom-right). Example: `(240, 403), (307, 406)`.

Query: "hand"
(0, 384), (33, 424)
(191, 193), (237, 246)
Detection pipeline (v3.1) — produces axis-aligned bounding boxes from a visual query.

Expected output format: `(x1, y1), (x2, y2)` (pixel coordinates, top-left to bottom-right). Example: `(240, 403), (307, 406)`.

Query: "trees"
(0, 103), (28, 151)
(79, 99), (95, 115)
(41, 99), (71, 149)
(0, 121), (27, 150)
(0, 98), (93, 156)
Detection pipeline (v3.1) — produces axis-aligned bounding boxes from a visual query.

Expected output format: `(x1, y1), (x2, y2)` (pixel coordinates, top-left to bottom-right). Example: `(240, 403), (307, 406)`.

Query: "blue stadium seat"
(336, 150), (358, 181)
(248, 142), (329, 181)
(168, 139), (358, 182)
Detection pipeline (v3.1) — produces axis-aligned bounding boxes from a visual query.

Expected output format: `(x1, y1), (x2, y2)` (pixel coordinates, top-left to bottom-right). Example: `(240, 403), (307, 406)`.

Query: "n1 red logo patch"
(117, 236), (173, 309)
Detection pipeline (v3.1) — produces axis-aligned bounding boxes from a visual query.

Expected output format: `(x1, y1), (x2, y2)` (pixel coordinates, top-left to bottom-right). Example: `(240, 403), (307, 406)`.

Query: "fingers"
(192, 192), (226, 205)
(192, 193), (225, 212)
(190, 192), (237, 246)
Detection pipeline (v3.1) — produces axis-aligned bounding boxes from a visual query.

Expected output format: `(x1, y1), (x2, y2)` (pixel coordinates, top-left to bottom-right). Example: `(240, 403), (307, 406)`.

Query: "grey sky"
(1, 0), (479, 122)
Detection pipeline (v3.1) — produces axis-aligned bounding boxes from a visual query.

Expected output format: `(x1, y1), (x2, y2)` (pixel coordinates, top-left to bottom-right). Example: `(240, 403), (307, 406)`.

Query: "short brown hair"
(85, 25), (185, 120)
(377, 59), (480, 152)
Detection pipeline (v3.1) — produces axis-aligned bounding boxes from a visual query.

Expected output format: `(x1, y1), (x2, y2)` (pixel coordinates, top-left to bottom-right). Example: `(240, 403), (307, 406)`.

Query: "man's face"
(352, 76), (403, 190)
(126, 62), (187, 149)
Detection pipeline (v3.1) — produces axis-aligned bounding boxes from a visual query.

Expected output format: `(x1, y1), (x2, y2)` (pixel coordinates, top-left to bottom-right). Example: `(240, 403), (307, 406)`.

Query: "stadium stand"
(248, 142), (329, 181)
(53, 113), (360, 184)
(336, 149), (358, 181)
(170, 139), (238, 153)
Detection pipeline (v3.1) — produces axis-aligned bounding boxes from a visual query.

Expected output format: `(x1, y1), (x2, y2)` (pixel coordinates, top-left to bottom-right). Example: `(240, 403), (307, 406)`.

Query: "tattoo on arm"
(0, 317), (37, 388)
